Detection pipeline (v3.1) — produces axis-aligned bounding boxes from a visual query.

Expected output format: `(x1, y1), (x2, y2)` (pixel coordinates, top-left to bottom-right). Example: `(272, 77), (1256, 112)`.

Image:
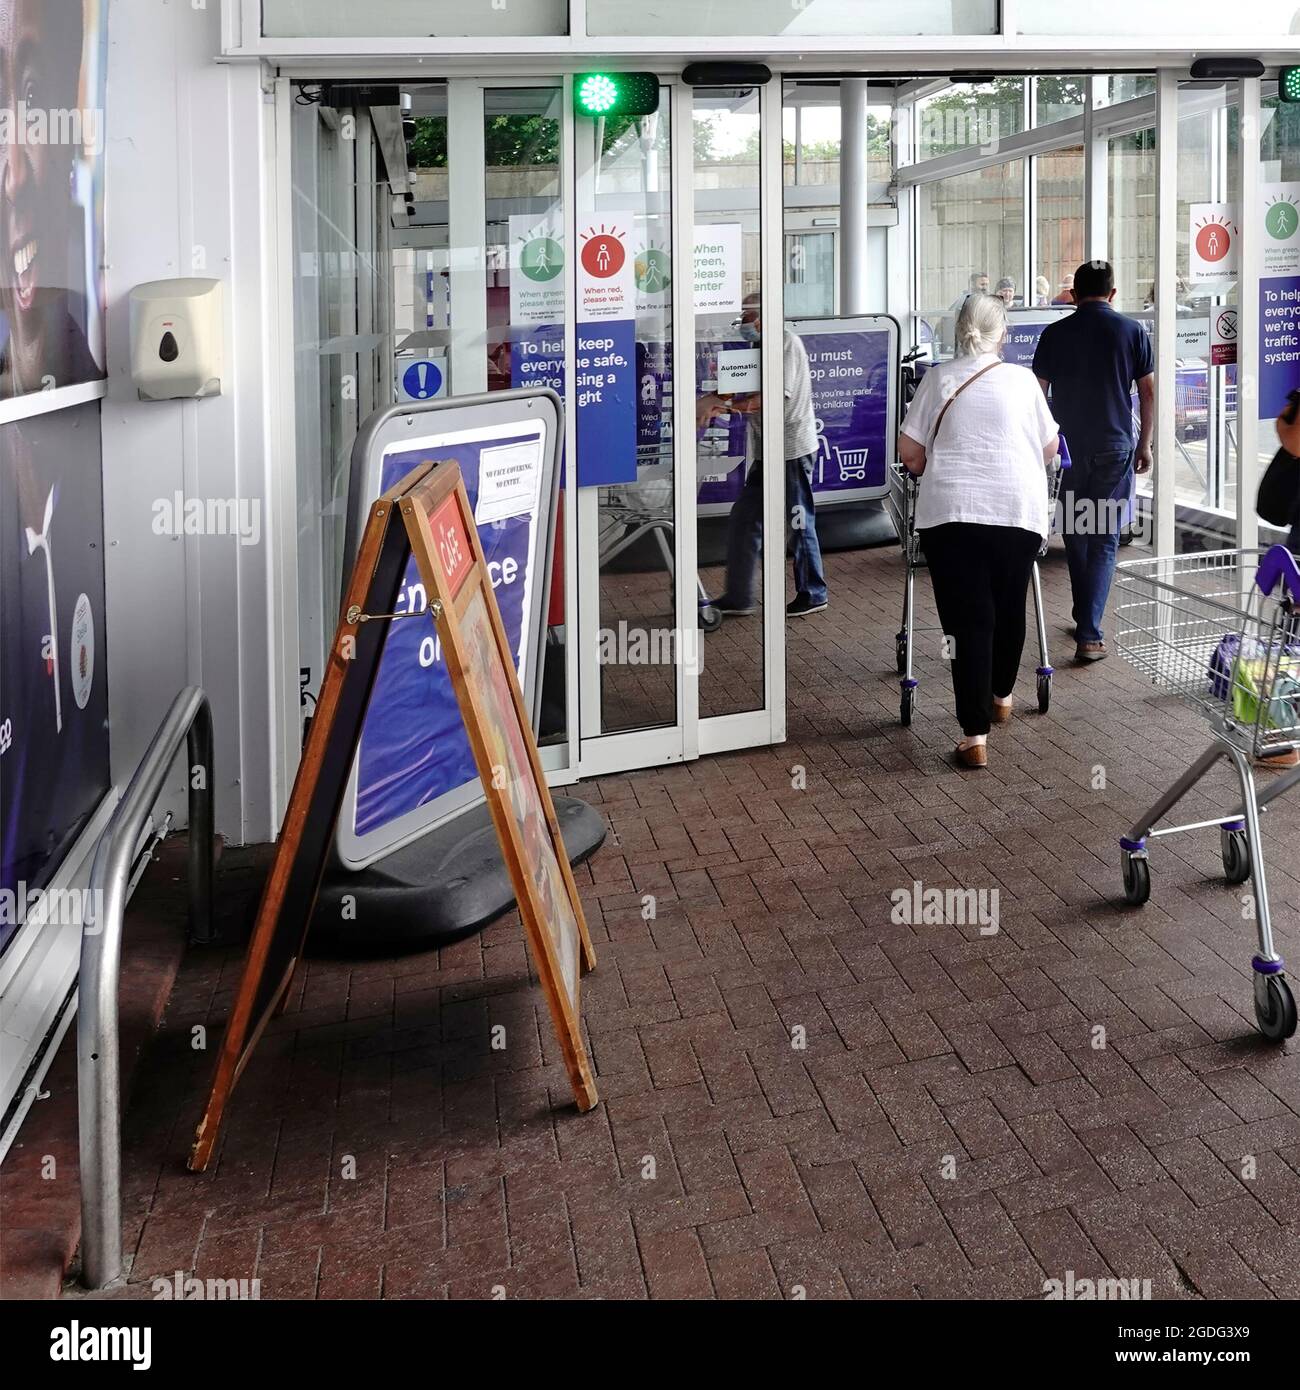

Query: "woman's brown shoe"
(955, 742), (988, 768)
(992, 699), (1013, 724)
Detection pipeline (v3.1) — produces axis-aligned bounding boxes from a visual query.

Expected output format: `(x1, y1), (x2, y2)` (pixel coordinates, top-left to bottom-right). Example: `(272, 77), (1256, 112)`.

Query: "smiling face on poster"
(0, 0), (107, 399)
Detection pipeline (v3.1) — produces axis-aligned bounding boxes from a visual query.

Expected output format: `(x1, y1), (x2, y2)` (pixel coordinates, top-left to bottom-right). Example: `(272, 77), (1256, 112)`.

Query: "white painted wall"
(101, 1), (288, 848)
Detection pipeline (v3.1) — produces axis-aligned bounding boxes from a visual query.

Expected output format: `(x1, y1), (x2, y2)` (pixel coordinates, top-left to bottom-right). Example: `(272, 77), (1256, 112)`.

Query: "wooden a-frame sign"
(190, 460), (597, 1172)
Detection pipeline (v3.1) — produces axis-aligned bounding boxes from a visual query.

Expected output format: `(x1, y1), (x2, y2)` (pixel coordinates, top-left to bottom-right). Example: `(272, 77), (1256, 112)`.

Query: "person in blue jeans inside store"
(1033, 259), (1155, 662)
(697, 293), (828, 619)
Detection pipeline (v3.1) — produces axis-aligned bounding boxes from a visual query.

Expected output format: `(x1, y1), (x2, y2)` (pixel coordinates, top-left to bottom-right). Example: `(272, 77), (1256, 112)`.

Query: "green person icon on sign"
(1265, 199), (1298, 242)
(521, 235), (563, 282)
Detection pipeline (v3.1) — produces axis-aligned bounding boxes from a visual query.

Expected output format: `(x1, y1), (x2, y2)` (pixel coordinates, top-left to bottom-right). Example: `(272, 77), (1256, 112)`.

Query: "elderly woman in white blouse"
(898, 293), (1060, 769)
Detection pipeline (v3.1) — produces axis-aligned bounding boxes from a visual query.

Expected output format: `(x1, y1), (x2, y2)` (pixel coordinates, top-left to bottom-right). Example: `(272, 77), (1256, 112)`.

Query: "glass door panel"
(693, 85), (766, 719)
(588, 97), (679, 735)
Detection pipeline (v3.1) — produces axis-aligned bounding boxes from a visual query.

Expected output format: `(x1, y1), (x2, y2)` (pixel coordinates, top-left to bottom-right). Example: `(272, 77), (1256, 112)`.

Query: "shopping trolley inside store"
(885, 448), (1068, 727)
(1113, 544), (1300, 1040)
(600, 443), (724, 632)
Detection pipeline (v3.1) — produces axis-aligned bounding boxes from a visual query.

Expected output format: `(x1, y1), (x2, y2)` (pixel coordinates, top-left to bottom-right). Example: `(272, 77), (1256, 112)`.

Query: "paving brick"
(29, 548), (1300, 1304)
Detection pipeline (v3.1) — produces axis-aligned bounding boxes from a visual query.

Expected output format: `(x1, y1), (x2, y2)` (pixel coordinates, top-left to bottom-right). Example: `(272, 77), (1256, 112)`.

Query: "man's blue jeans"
(723, 453), (828, 608)
(1060, 448), (1134, 645)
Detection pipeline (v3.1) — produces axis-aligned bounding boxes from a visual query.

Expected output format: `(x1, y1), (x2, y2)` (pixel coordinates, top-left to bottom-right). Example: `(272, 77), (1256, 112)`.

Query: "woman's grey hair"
(954, 292), (1008, 358)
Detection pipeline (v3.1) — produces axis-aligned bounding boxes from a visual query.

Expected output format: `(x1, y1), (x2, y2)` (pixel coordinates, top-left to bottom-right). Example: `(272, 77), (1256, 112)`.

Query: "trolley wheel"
(895, 633), (908, 675)
(1036, 672), (1051, 714)
(1221, 828), (1252, 886)
(1121, 852), (1151, 907)
(900, 685), (915, 727)
(1255, 976), (1298, 1042)
(698, 604), (723, 633)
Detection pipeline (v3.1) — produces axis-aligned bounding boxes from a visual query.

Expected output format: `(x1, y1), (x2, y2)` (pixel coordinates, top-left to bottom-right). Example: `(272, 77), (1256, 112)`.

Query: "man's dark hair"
(1073, 260), (1115, 300)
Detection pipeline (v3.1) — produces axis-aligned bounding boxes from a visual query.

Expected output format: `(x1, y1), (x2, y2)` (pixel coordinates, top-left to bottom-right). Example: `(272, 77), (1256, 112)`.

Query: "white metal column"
(446, 81), (488, 397)
(1154, 70), (1179, 557)
(1084, 76), (1108, 261)
(760, 76), (788, 747)
(1236, 77), (1262, 553)
(840, 78), (871, 316)
(672, 79), (701, 761)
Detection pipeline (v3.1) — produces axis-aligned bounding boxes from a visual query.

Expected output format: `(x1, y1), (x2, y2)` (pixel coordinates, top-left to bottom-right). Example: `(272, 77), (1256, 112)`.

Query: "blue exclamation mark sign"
(402, 359), (443, 401)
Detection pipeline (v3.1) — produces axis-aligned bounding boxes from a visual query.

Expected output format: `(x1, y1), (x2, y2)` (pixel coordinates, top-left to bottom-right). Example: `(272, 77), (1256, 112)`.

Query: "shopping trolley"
(1113, 544), (1300, 1041)
(601, 443), (724, 631)
(885, 450), (1068, 727)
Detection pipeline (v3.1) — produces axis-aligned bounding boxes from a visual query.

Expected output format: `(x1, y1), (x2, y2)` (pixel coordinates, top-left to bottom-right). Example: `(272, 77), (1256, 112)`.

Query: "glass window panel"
(785, 233), (835, 317)
(1018, 0), (1300, 34)
(916, 80), (1025, 161)
(1105, 76), (1157, 106)
(916, 161), (1026, 358)
(1033, 77), (1086, 128)
(1108, 128), (1156, 314)
(1034, 146), (1084, 307)
(264, 0), (568, 37)
(588, 0), (996, 37)
(482, 88), (567, 744)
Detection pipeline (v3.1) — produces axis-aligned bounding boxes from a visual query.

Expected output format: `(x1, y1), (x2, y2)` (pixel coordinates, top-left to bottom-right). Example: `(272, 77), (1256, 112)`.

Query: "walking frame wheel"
(1036, 671), (1052, 714)
(1220, 827), (1251, 886)
(1254, 972), (1297, 1042)
(1121, 848), (1150, 906)
(698, 603), (723, 633)
(900, 684), (916, 727)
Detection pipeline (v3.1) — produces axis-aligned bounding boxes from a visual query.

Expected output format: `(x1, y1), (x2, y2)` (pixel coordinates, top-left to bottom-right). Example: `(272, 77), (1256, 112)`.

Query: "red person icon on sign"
(581, 232), (625, 278)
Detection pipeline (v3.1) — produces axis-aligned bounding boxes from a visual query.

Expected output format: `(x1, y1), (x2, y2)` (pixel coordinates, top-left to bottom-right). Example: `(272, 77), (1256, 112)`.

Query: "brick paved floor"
(76, 536), (1300, 1300)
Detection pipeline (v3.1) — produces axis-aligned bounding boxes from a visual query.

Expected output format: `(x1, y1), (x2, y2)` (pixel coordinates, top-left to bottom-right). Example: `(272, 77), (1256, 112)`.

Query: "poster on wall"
(0, 0), (108, 402)
(0, 401), (111, 945)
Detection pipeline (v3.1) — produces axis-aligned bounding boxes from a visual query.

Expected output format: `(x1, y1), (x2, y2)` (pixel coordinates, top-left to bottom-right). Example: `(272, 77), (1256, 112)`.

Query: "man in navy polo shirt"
(1034, 260), (1155, 662)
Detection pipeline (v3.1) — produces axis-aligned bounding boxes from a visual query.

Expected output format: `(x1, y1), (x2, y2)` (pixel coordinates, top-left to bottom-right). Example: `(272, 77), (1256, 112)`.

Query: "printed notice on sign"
(476, 437), (544, 525)
(509, 213), (565, 327)
(1189, 202), (1239, 282)
(694, 223), (742, 316)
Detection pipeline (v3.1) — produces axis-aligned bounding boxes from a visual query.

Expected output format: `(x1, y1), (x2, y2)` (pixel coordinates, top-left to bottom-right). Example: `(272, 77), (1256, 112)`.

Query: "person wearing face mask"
(0, 0), (102, 399)
(696, 293), (828, 618)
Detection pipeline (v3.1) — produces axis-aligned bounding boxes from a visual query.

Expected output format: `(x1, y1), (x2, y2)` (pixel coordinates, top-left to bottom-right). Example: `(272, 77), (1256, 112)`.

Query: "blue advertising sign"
(576, 320), (637, 485)
(696, 315), (899, 513)
(1260, 276), (1300, 419)
(511, 324), (565, 395)
(337, 394), (561, 869)
(353, 436), (538, 838)
(801, 325), (893, 499)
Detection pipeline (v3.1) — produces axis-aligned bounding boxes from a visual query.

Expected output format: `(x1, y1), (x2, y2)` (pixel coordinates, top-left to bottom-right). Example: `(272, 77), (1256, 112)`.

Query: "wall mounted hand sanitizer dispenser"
(129, 278), (224, 400)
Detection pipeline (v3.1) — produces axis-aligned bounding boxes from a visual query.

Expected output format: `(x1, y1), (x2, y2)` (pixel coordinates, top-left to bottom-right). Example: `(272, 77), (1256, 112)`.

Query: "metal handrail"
(77, 685), (214, 1289)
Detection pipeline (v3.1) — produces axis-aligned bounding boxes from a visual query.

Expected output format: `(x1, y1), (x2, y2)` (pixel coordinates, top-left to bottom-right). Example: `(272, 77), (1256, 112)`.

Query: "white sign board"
(694, 223), (743, 316)
(1262, 183), (1300, 277)
(475, 436), (545, 525)
(509, 214), (565, 326)
(1176, 318), (1210, 357)
(717, 347), (760, 394)
(1189, 202), (1239, 282)
(577, 212), (636, 321)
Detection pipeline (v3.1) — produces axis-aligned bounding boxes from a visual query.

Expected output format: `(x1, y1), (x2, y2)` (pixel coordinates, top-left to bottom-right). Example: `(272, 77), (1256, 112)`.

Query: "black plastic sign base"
(310, 795), (607, 952)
